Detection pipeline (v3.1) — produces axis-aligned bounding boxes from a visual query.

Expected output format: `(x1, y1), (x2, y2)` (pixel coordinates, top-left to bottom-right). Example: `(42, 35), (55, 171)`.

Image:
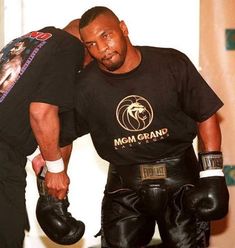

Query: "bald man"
(0, 19), (87, 247)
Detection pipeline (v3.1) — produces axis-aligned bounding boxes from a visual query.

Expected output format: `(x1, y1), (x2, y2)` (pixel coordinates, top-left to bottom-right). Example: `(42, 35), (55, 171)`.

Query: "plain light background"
(1, 0), (200, 247)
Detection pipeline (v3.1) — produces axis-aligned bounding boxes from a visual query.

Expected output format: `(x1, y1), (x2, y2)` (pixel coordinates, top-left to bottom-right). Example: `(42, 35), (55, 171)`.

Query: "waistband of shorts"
(109, 146), (199, 188)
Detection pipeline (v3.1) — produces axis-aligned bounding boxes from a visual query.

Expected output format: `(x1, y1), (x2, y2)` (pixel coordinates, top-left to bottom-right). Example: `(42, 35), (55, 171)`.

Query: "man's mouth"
(102, 52), (116, 61)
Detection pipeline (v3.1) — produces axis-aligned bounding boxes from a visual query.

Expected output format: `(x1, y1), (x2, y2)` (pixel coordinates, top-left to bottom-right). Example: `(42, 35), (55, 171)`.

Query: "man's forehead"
(84, 13), (119, 29)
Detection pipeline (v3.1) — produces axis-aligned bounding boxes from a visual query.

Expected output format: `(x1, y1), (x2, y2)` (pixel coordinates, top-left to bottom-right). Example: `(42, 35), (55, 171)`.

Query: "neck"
(113, 44), (141, 74)
(125, 46), (141, 71)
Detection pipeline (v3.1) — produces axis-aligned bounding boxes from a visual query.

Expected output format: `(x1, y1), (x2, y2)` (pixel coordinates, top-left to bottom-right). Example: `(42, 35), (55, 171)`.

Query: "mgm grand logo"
(114, 128), (169, 149)
(116, 95), (153, 131)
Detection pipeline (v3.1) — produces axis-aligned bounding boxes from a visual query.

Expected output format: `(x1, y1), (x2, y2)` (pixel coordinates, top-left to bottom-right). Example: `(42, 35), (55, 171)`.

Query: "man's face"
(80, 14), (128, 72)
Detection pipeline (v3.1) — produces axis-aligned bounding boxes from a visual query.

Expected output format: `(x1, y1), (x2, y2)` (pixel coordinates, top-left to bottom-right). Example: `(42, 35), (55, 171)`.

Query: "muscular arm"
(29, 102), (61, 159)
(197, 114), (221, 152)
(29, 102), (70, 199)
(60, 144), (73, 171)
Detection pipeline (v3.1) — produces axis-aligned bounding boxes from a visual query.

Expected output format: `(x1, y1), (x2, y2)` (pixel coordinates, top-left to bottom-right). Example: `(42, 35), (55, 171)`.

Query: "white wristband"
(46, 158), (64, 173)
(200, 169), (224, 178)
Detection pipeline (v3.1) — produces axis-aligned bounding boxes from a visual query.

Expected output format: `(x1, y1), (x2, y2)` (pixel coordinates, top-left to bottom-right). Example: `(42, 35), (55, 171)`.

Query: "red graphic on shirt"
(26, 31), (52, 41)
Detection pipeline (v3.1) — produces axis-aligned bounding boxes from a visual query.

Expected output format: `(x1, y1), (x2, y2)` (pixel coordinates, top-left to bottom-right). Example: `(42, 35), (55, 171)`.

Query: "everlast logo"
(140, 163), (167, 180)
(201, 153), (223, 170)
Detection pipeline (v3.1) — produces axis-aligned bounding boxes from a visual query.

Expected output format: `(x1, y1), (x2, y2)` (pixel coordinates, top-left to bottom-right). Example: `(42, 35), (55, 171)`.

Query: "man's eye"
(87, 42), (96, 48)
(103, 33), (111, 39)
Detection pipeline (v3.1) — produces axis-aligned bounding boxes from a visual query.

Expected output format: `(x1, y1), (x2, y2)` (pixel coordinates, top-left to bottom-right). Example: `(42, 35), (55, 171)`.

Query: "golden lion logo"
(116, 95), (153, 131)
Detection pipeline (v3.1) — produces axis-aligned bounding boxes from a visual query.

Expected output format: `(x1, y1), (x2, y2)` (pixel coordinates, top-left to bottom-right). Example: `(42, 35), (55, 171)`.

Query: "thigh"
(101, 189), (155, 248)
(0, 147), (28, 248)
(0, 181), (26, 248)
(157, 185), (210, 248)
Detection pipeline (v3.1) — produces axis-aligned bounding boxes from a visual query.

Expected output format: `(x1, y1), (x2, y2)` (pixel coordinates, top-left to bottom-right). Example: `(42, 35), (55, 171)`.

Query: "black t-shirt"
(0, 27), (84, 156)
(72, 46), (223, 165)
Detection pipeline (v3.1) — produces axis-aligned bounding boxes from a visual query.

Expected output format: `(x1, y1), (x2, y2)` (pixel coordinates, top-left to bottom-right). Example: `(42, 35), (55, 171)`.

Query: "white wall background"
(2, 0), (200, 247)
(0, 0), (4, 47)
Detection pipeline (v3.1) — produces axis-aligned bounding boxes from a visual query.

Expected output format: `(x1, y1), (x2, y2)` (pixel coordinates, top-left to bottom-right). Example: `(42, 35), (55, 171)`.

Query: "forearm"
(197, 114), (221, 152)
(30, 102), (61, 160)
(185, 114), (229, 221)
(60, 144), (73, 171)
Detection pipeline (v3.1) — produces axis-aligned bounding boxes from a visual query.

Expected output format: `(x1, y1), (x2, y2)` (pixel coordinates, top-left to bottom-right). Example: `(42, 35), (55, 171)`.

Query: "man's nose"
(97, 40), (108, 53)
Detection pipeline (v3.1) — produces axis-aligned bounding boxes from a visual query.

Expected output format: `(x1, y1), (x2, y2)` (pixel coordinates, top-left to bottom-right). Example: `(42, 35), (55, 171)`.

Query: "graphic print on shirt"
(116, 95), (153, 131)
(0, 31), (52, 102)
(114, 95), (169, 149)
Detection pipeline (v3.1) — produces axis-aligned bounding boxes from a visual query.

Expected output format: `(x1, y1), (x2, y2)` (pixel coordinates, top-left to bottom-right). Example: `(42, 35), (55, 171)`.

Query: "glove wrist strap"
(199, 151), (224, 178)
(200, 169), (224, 178)
(46, 158), (64, 173)
(199, 151), (223, 170)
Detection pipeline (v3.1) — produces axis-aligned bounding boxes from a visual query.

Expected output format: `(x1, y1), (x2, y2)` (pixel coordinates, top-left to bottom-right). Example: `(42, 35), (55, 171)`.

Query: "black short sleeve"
(30, 28), (84, 111)
(172, 52), (223, 122)
(59, 108), (89, 147)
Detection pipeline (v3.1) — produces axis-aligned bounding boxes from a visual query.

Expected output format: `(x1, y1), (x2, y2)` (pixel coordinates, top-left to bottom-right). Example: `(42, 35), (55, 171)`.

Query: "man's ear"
(119, 20), (129, 36)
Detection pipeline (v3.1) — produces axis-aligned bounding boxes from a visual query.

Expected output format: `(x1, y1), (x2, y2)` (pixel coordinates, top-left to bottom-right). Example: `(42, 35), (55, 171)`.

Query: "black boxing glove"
(36, 167), (85, 245)
(184, 151), (229, 221)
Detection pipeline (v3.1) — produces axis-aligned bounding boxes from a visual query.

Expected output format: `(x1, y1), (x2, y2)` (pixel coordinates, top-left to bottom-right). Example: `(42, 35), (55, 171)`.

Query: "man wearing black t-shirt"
(0, 20), (87, 247)
(63, 6), (228, 248)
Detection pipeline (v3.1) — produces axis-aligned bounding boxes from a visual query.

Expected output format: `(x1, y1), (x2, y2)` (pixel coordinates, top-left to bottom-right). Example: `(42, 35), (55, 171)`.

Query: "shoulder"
(37, 27), (84, 54)
(75, 61), (104, 94)
(139, 46), (190, 64)
(78, 61), (101, 81)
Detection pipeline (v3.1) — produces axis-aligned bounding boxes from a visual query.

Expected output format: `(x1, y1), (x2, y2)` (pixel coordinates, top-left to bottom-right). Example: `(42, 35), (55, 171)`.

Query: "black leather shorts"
(100, 147), (210, 248)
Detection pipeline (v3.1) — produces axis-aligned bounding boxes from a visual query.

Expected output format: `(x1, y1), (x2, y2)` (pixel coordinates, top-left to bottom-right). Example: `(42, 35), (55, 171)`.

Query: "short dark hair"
(79, 6), (120, 29)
